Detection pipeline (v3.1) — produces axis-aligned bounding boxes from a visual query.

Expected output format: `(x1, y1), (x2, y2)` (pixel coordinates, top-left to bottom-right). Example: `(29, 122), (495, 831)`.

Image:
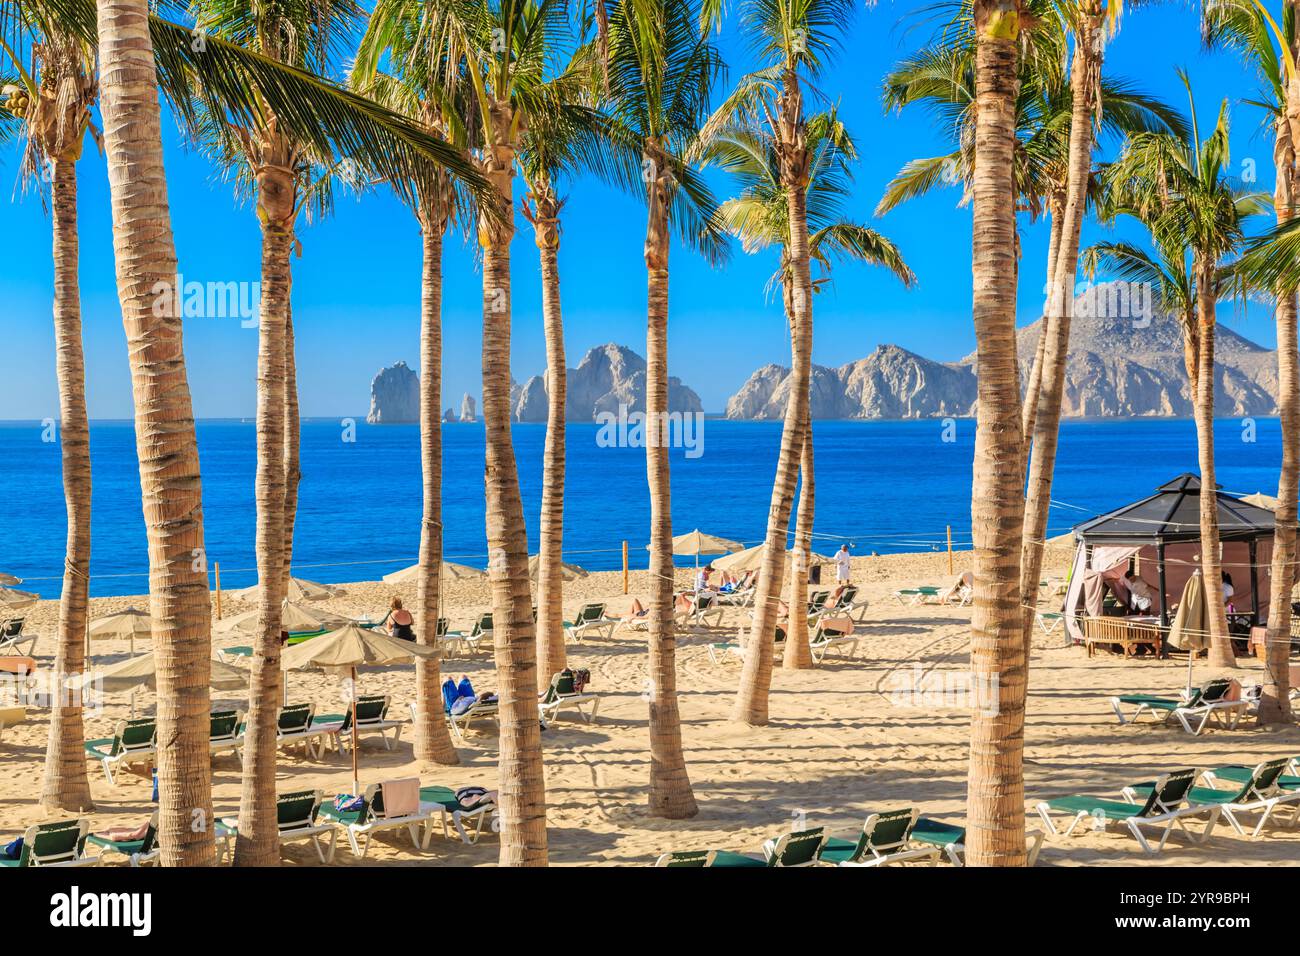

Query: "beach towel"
(572, 668), (591, 692)
(819, 615), (854, 636)
(93, 820), (150, 842)
(380, 778), (420, 818)
(449, 695), (477, 716)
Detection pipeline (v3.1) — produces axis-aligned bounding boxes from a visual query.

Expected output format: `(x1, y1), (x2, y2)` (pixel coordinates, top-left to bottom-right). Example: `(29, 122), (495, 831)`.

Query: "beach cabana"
(1062, 474), (1288, 646)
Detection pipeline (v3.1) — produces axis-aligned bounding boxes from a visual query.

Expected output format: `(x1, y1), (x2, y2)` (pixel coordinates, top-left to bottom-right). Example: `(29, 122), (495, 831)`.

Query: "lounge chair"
(1188, 760), (1300, 838)
(1035, 768), (1217, 855)
(708, 626), (785, 664)
(538, 670), (600, 725)
(826, 585), (869, 623)
(908, 817), (1047, 866)
(86, 811), (159, 867)
(434, 617), (464, 656)
(0, 819), (98, 867)
(1109, 678), (1247, 735)
(563, 603), (618, 642)
(690, 592), (725, 628)
(654, 850), (714, 866)
(806, 590), (830, 616)
(940, 573), (974, 607)
(209, 708), (244, 759)
(318, 779), (431, 858)
(220, 790), (338, 863)
(413, 691), (501, 747)
(1035, 611), (1063, 637)
(84, 717), (157, 785)
(418, 785), (498, 845)
(893, 586), (941, 606)
(758, 827), (828, 867)
(816, 809), (941, 867)
(215, 644), (252, 663)
(0, 618), (36, 656)
(0, 705), (26, 744)
(809, 617), (859, 664)
(459, 613), (493, 654)
(314, 695), (406, 753)
(273, 702), (336, 757)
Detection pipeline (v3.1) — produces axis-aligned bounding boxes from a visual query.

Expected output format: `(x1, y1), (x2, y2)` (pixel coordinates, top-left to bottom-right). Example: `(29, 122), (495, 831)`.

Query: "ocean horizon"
(0, 416), (1286, 597)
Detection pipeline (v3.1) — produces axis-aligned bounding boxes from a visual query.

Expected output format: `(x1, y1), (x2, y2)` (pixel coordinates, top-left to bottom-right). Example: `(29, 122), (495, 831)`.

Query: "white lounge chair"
(0, 619), (36, 656)
(809, 618), (859, 664)
(816, 809), (941, 867)
(316, 695), (407, 753)
(419, 785), (498, 845)
(319, 779), (432, 858)
(538, 670), (600, 725)
(1109, 678), (1248, 736)
(1, 819), (99, 867)
(563, 603), (619, 642)
(1190, 760), (1300, 839)
(84, 717), (156, 786)
(221, 789), (338, 863)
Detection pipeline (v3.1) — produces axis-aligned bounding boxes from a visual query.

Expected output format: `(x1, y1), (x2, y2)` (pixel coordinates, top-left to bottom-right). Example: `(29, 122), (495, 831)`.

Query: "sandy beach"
(4, 543), (1299, 866)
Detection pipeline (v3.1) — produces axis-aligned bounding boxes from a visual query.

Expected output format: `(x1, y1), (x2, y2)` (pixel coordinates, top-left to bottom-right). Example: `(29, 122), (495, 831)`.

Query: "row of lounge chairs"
(1037, 756), (1300, 854)
(658, 807), (1041, 867)
(1109, 677), (1252, 736)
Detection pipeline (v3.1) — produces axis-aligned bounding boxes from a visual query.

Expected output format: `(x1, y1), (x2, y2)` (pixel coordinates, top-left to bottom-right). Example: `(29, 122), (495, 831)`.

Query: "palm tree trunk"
(967, 0), (1028, 868)
(734, 79), (814, 723)
(94, 0), (214, 866)
(1260, 122), (1297, 723)
(234, 192), (294, 866)
(40, 155), (94, 814)
(414, 215), (458, 764)
(530, 189), (568, 684)
(783, 423), (815, 669)
(280, 304), (301, 590)
(481, 106), (547, 865)
(1019, 201), (1062, 476)
(1019, 14), (1101, 661)
(644, 151), (697, 818)
(1194, 260), (1235, 670)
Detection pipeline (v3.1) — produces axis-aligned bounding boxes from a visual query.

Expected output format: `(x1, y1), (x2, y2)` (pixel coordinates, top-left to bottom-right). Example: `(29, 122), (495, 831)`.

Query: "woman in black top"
(385, 597), (416, 640)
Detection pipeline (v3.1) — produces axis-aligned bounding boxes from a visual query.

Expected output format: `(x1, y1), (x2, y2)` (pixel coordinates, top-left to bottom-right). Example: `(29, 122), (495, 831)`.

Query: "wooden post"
(622, 541), (629, 595)
(946, 526), (953, 576)
(214, 561), (223, 620)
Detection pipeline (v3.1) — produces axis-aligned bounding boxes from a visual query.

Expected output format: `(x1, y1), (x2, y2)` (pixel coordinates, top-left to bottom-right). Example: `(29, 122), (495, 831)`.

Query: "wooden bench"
(1081, 616), (1162, 658)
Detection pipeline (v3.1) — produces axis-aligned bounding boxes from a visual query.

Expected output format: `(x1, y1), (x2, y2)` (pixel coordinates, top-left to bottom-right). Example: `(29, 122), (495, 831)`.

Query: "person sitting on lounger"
(383, 597), (415, 641)
(1124, 571), (1154, 614)
(695, 564), (716, 593)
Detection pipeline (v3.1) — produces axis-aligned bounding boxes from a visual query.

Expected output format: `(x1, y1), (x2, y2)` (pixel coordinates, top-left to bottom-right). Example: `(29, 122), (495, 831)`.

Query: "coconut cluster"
(1, 84), (31, 119)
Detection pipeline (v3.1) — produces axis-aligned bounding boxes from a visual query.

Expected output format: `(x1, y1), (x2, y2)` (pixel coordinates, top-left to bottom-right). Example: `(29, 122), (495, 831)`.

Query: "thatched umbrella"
(527, 555), (588, 581)
(88, 606), (152, 656)
(382, 562), (486, 585)
(232, 576), (342, 603)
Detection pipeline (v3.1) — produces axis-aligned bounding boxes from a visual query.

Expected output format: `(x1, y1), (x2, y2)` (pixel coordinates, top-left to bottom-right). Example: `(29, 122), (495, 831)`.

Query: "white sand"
(3, 545), (1299, 866)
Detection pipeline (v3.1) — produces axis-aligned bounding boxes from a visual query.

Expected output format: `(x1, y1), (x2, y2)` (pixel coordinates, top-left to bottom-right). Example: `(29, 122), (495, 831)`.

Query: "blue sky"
(0, 1), (1283, 419)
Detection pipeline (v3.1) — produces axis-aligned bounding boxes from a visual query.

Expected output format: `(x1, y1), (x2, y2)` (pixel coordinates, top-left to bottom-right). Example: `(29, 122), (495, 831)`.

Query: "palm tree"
(352, 0), (473, 767)
(706, 112), (914, 667)
(1204, 0), (1295, 719)
(2, 17), (98, 814)
(605, 0), (726, 816)
(704, 0), (856, 726)
(92, 0), (217, 867)
(1091, 73), (1267, 670)
(965, 0), (1030, 868)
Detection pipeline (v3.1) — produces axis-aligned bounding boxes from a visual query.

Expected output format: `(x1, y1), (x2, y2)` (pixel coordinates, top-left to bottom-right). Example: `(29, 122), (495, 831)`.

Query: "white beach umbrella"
(232, 576), (341, 603)
(215, 600), (348, 638)
(647, 529), (743, 570)
(1240, 492), (1279, 512)
(78, 652), (248, 695)
(1167, 571), (1210, 697)
(0, 587), (39, 611)
(88, 606), (152, 657)
(282, 624), (438, 794)
(382, 561), (487, 585)
(527, 555), (588, 581)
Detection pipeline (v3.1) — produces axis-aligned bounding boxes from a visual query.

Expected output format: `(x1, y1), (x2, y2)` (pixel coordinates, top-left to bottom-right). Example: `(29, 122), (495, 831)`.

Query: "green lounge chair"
(563, 603), (618, 642)
(1036, 768), (1214, 855)
(1171, 760), (1300, 839)
(84, 717), (157, 785)
(654, 850), (713, 866)
(759, 826), (827, 867)
(215, 644), (252, 662)
(0, 617), (36, 655)
(220, 790), (337, 863)
(708, 626), (786, 664)
(1, 819), (98, 867)
(809, 619), (858, 664)
(209, 708), (244, 759)
(893, 586), (941, 606)
(1109, 678), (1246, 735)
(909, 817), (1047, 866)
(816, 808), (940, 867)
(538, 670), (600, 725)
(318, 780), (431, 858)
(314, 695), (406, 752)
(86, 811), (159, 867)
(462, 613), (493, 654)
(418, 785), (498, 845)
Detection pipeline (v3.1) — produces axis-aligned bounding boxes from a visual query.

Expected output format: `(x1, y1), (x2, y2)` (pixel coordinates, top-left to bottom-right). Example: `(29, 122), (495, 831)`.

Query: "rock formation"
(459, 393), (477, 422)
(366, 361), (419, 424)
(513, 342), (703, 422)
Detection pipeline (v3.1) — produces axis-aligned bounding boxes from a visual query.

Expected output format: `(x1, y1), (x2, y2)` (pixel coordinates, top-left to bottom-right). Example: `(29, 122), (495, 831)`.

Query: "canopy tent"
(1062, 475), (1288, 644)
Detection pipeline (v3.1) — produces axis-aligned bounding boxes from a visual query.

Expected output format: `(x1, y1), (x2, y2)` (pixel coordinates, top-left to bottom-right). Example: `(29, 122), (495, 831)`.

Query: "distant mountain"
(366, 362), (419, 424)
(724, 312), (1280, 420)
(514, 343), (703, 422)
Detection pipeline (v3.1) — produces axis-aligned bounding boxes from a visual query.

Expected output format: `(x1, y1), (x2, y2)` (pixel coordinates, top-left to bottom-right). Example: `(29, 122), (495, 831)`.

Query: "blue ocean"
(0, 417), (1286, 596)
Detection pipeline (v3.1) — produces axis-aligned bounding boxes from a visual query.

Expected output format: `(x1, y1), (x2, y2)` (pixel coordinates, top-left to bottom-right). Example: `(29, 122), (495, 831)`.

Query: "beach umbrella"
(0, 587), (39, 611)
(713, 544), (830, 576)
(78, 652), (248, 695)
(215, 600), (348, 638)
(0, 573), (21, 586)
(232, 576), (341, 603)
(527, 555), (588, 581)
(648, 529), (744, 569)
(282, 623), (438, 795)
(1167, 570), (1210, 697)
(88, 607), (152, 656)
(1240, 492), (1279, 512)
(382, 561), (487, 585)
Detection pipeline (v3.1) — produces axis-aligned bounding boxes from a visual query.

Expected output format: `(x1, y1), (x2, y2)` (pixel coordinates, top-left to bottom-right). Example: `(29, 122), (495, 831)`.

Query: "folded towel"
(94, 820), (150, 842)
(381, 777), (421, 818)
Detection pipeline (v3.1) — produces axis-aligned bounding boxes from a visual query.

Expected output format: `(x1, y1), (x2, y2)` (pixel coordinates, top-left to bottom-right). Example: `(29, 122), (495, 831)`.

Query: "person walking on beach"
(835, 544), (852, 585)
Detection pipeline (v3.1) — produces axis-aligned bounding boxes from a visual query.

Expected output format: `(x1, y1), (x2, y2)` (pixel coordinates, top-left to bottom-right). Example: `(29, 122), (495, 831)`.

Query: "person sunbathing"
(621, 592), (695, 622)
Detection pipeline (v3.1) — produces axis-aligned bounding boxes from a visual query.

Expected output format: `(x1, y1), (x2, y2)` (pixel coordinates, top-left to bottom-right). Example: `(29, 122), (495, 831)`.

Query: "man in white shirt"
(835, 545), (852, 584)
(695, 564), (715, 593)
(1124, 570), (1154, 614)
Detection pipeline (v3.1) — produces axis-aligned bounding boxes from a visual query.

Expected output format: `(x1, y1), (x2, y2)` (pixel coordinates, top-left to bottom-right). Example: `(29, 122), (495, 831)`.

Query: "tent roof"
(1072, 473), (1282, 544)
